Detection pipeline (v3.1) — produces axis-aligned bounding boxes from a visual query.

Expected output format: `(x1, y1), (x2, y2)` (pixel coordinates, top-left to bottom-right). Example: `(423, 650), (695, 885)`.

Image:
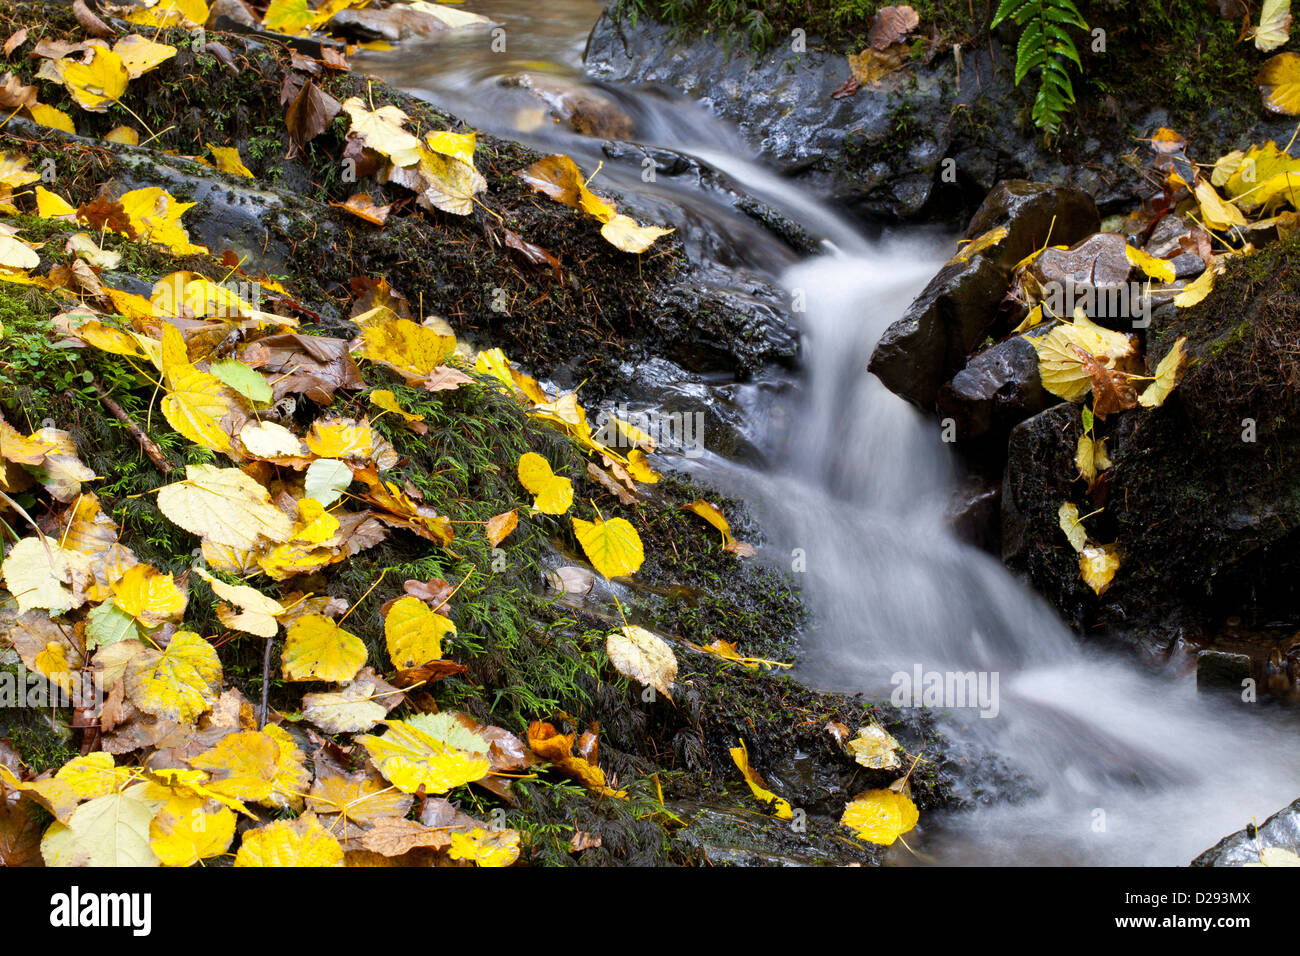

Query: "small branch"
(93, 385), (172, 475)
(259, 637), (274, 728)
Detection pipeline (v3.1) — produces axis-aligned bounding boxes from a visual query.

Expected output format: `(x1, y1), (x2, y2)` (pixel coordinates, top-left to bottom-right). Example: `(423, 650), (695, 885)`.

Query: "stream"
(357, 1), (1300, 865)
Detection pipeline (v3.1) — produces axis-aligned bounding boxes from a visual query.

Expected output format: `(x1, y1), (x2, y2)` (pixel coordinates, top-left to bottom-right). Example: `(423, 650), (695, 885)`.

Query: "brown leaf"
(390, 659), (468, 687)
(77, 195), (135, 239)
(587, 462), (637, 506)
(331, 193), (390, 226)
(404, 576), (455, 607)
(421, 366), (473, 392)
(350, 275), (411, 318)
(0, 794), (44, 866)
(3, 28), (28, 58)
(73, 0), (116, 37)
(570, 830), (601, 852)
(289, 50), (321, 76)
(357, 817), (451, 856)
(868, 4), (919, 49)
(503, 228), (561, 282)
(237, 333), (364, 402)
(1070, 345), (1139, 419)
(0, 73), (36, 109)
(321, 47), (351, 70)
(451, 714), (531, 772)
(285, 80), (341, 148)
(342, 135), (384, 180)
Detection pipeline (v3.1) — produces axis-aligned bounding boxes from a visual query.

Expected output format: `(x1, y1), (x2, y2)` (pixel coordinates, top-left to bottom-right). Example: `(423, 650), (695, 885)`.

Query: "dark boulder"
(937, 319), (1058, 447)
(869, 182), (1098, 410)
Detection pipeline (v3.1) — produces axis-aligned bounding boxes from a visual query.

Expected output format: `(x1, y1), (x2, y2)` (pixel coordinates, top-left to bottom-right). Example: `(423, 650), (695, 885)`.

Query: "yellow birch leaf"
(572, 515), (644, 579)
(105, 125), (139, 145)
(1194, 181), (1249, 230)
(189, 731), (281, 802)
(149, 793), (236, 866)
(600, 214), (674, 253)
(1, 536), (82, 613)
(118, 187), (207, 255)
(110, 562), (187, 625)
(26, 103), (75, 134)
(1254, 0), (1293, 52)
(1080, 543), (1121, 595)
(1258, 52), (1300, 115)
(626, 449), (660, 483)
(281, 613), (366, 682)
(384, 595), (454, 670)
(194, 567), (284, 638)
(1058, 502), (1087, 553)
(517, 452), (573, 514)
(57, 47), (129, 112)
(840, 789), (919, 845)
(112, 34), (177, 78)
(304, 417), (375, 460)
(361, 319), (457, 380)
(447, 827), (520, 867)
(1125, 244), (1176, 282)
(35, 185), (77, 219)
(683, 499), (734, 545)
(1138, 336), (1189, 408)
(485, 509), (517, 546)
(341, 97), (423, 167)
(262, 724), (309, 812)
(1174, 267), (1216, 307)
(126, 0), (209, 28)
(209, 145), (253, 178)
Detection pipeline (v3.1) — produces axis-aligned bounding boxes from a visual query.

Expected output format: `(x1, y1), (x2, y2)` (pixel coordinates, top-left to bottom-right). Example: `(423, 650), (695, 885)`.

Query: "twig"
(259, 636), (274, 729)
(93, 384), (172, 475)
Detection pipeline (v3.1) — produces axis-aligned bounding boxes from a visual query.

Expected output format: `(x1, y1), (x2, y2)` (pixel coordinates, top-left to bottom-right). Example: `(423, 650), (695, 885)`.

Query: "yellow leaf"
(384, 595), (454, 670)
(599, 213), (674, 254)
(57, 46), (129, 112)
(572, 515), (644, 579)
(485, 509), (517, 546)
(361, 319), (457, 380)
(1258, 52), (1300, 115)
(382, 142), (486, 216)
(357, 719), (491, 794)
(1058, 502), (1086, 553)
(949, 225), (1008, 265)
(118, 187), (207, 255)
(156, 464), (294, 551)
(1254, 0), (1293, 52)
(189, 731), (280, 802)
(1025, 311), (1137, 402)
(124, 631), (222, 723)
(110, 562), (187, 626)
(369, 389), (424, 423)
(304, 416), (375, 460)
(846, 725), (902, 770)
(517, 452), (573, 514)
(0, 536), (84, 613)
(840, 789), (919, 845)
(0, 152), (38, 189)
(729, 739), (793, 820)
(41, 785), (162, 867)
(194, 567), (285, 638)
(105, 125), (139, 145)
(234, 812), (344, 866)
(341, 97), (423, 167)
(126, 0), (209, 28)
(683, 498), (734, 545)
(527, 721), (625, 798)
(238, 420), (307, 459)
(161, 348), (246, 455)
(262, 0), (314, 34)
(1174, 267), (1216, 307)
(1138, 336), (1189, 408)
(35, 185), (77, 219)
(606, 625), (676, 699)
(1080, 544), (1121, 595)
(112, 34), (177, 78)
(515, 153), (616, 222)
(1194, 181), (1249, 231)
(1125, 244), (1175, 283)
(262, 724), (310, 812)
(424, 129), (477, 166)
(281, 613), (366, 682)
(626, 449), (660, 484)
(149, 793), (236, 866)
(0, 234), (38, 272)
(446, 827), (520, 867)
(25, 103), (75, 134)
(209, 145), (253, 178)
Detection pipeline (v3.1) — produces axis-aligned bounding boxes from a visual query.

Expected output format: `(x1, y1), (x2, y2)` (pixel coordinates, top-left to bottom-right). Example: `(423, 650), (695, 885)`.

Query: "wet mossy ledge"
(0, 4), (971, 864)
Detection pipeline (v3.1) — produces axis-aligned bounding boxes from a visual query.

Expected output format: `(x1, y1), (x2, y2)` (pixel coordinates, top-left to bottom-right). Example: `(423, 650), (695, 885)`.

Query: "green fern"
(992, 0), (1089, 136)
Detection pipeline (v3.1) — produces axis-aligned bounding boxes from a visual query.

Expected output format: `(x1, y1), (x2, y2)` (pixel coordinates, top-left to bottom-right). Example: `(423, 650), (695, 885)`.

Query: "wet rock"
(206, 0), (257, 29)
(1030, 232), (1133, 323)
(508, 73), (635, 139)
(869, 182), (1097, 410)
(1195, 649), (1252, 691)
(946, 476), (1002, 553)
(937, 320), (1057, 446)
(1192, 797), (1300, 866)
(326, 7), (451, 42)
(671, 805), (880, 866)
(966, 181), (1101, 265)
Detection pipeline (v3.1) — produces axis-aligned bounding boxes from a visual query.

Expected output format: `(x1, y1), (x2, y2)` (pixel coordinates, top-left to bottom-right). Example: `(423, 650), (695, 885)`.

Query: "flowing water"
(362, 1), (1300, 864)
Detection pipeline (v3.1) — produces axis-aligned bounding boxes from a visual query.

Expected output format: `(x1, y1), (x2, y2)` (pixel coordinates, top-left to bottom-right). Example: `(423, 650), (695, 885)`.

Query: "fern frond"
(997, 0), (1088, 136)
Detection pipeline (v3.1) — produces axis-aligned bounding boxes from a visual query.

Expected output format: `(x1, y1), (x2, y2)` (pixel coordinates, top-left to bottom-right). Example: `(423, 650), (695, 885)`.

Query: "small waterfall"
(364, 0), (1300, 864)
